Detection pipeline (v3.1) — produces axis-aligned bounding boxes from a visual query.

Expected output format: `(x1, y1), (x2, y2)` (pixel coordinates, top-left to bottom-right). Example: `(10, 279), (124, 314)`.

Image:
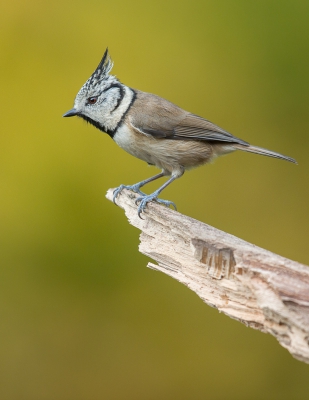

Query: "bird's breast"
(113, 123), (157, 165)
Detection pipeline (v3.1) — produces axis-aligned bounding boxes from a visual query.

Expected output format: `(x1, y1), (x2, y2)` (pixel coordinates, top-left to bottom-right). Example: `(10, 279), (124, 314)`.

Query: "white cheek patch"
(102, 87), (134, 132)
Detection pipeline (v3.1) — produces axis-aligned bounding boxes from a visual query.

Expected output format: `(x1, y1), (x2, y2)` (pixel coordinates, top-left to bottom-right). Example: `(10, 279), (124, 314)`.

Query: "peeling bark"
(106, 188), (309, 363)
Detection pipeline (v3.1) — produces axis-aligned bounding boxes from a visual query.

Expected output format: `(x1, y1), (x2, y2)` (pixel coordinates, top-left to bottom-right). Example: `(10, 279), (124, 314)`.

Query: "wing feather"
(173, 114), (249, 145)
(129, 91), (249, 146)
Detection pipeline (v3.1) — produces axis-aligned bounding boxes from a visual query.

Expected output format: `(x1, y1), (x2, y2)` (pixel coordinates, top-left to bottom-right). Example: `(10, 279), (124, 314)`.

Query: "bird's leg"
(113, 172), (166, 204)
(135, 171), (183, 218)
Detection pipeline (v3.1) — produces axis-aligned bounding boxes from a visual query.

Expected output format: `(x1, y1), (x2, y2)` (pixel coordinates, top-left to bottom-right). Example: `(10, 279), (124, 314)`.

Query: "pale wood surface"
(106, 188), (309, 364)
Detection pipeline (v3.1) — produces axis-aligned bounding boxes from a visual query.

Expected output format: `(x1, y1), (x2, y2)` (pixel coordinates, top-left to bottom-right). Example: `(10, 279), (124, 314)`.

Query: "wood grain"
(106, 188), (309, 363)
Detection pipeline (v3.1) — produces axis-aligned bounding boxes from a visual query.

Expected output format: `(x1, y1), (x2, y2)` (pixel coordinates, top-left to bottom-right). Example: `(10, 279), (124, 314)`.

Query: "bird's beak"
(63, 108), (78, 117)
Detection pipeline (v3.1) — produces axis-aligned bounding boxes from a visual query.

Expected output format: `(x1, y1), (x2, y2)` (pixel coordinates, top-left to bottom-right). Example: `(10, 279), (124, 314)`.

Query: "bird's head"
(63, 48), (131, 135)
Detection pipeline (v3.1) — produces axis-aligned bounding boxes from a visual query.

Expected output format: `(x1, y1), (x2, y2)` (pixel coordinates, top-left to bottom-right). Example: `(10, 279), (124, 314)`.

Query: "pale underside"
(114, 122), (235, 175)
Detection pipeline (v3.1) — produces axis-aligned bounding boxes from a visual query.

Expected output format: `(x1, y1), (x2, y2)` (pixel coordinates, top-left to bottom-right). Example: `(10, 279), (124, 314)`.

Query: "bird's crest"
(87, 48), (114, 89)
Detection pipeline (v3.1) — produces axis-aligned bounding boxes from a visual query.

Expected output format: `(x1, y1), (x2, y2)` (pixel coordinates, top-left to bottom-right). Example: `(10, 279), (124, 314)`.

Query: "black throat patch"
(78, 114), (115, 138)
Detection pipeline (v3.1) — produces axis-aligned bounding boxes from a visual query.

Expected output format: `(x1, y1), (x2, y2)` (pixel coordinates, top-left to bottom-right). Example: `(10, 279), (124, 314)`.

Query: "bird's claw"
(113, 184), (145, 204)
(135, 193), (177, 218)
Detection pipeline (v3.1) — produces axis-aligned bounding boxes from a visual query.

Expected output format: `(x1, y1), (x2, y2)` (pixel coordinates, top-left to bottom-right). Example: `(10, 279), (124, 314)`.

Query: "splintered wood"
(106, 188), (309, 364)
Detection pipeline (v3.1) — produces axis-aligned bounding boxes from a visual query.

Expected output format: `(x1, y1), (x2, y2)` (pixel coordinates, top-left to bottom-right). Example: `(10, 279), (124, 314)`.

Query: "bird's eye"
(87, 97), (97, 105)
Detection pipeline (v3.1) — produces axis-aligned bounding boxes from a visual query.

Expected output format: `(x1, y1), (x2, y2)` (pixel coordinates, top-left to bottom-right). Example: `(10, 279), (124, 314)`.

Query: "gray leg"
(113, 172), (166, 204)
(135, 171), (183, 218)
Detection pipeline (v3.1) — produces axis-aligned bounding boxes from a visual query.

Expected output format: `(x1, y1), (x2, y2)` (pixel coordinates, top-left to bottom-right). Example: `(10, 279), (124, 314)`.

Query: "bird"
(63, 48), (296, 217)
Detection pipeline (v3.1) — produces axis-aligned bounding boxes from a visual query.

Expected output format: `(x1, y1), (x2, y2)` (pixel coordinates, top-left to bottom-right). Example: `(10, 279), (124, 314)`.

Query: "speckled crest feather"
(87, 48), (114, 89)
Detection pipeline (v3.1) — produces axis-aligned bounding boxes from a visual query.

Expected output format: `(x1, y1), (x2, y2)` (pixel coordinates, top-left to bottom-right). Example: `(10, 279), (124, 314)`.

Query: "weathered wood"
(106, 188), (309, 363)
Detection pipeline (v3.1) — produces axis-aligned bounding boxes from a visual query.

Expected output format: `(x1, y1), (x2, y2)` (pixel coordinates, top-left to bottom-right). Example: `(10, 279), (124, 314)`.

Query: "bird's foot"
(113, 184), (145, 204)
(135, 192), (177, 218)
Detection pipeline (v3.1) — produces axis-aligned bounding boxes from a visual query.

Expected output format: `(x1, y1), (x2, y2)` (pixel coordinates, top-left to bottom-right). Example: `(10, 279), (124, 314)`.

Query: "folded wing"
(130, 91), (249, 145)
(132, 113), (249, 146)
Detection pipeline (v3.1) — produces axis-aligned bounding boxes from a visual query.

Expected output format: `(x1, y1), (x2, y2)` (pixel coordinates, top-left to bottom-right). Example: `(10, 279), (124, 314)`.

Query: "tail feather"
(234, 144), (297, 164)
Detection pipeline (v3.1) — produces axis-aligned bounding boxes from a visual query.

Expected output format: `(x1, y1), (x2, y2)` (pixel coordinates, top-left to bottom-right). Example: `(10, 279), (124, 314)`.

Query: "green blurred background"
(1, 1), (309, 399)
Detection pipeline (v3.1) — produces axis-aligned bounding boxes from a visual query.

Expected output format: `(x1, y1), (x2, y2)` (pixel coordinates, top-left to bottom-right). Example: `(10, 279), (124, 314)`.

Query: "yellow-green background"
(1, 1), (308, 399)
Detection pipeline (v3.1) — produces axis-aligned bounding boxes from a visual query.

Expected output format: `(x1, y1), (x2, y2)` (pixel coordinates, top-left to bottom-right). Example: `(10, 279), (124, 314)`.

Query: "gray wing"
(129, 90), (249, 146)
(143, 114), (249, 145)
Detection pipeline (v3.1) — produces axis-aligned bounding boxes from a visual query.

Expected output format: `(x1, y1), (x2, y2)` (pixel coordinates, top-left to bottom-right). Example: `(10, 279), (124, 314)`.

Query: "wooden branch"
(106, 188), (309, 364)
